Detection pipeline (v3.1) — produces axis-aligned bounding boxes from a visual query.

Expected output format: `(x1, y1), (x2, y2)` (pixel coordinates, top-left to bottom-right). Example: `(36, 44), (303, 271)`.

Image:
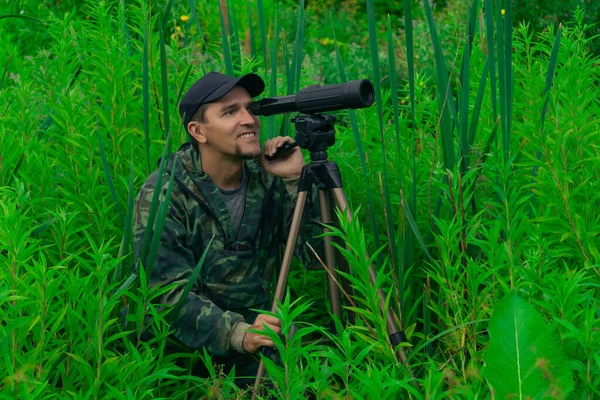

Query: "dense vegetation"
(1, 0), (599, 398)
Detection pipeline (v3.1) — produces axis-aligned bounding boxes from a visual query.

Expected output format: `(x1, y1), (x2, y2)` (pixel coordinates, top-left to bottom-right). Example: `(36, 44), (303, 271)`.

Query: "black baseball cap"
(179, 71), (265, 130)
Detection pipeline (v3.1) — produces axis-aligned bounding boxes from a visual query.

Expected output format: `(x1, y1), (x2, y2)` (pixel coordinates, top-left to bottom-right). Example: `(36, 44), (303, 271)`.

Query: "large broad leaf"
(482, 291), (573, 399)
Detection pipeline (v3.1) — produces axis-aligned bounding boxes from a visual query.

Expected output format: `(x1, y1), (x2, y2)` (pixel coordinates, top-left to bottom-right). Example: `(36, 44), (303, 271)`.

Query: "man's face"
(192, 86), (262, 160)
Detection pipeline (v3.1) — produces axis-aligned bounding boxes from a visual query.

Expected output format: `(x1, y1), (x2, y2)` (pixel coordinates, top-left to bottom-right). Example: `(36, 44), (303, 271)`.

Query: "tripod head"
(291, 113), (336, 162)
(288, 113), (344, 192)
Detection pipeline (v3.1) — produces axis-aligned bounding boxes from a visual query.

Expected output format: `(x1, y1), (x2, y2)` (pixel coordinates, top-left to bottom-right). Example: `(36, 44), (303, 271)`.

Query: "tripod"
(251, 114), (408, 399)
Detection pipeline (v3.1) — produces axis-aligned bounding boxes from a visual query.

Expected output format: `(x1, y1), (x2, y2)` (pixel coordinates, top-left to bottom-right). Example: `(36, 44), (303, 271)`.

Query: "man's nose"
(239, 108), (256, 126)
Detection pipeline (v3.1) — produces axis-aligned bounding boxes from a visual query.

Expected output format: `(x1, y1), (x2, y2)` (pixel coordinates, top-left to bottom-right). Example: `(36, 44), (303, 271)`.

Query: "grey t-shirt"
(219, 169), (248, 240)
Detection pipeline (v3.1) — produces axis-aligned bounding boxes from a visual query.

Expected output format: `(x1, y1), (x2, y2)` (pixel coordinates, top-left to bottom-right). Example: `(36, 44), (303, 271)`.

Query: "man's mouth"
(238, 132), (256, 139)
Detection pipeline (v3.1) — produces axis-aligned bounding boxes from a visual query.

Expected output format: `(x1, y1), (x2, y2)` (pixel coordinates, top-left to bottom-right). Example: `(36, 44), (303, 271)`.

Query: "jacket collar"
(164, 142), (270, 244)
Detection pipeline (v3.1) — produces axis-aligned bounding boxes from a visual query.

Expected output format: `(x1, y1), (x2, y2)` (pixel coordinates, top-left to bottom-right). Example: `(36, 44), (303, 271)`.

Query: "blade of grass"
(0, 15), (48, 24)
(247, 1), (256, 65)
(458, 0), (480, 87)
(423, 277), (432, 355)
(276, 0), (305, 138)
(143, 17), (151, 174)
(457, 0), (480, 173)
(30, 217), (57, 238)
(329, 12), (383, 267)
(484, 0), (497, 119)
(113, 272), (138, 300)
(387, 16), (401, 161)
(169, 237), (214, 320)
(218, 1), (234, 76)
(399, 189), (433, 262)
(366, 0), (398, 271)
(145, 155), (178, 283)
(267, 4), (279, 139)
(403, 0), (418, 307)
(227, 0), (241, 71)
(495, 0), (508, 163)
(280, 29), (291, 138)
(532, 27), (562, 180)
(468, 60), (489, 148)
(188, 0), (212, 71)
(505, 0), (513, 146)
(0, 55), (10, 93)
(176, 64), (194, 143)
(423, 0), (457, 170)
(119, 0), (132, 55)
(161, 0), (175, 29)
(386, 15), (404, 321)
(140, 132), (173, 273)
(293, 0), (305, 92)
(159, 23), (171, 144)
(459, 25), (471, 174)
(468, 59), (489, 216)
(97, 119), (124, 228)
(115, 151), (136, 284)
(257, 0), (268, 74)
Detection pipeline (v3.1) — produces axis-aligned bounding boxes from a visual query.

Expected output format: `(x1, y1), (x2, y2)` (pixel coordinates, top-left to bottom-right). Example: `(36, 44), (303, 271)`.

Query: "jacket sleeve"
(132, 180), (244, 356)
(280, 176), (324, 269)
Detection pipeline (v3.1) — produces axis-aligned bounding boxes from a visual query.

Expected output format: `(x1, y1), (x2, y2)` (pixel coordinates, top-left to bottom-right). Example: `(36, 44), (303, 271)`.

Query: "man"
(132, 71), (318, 388)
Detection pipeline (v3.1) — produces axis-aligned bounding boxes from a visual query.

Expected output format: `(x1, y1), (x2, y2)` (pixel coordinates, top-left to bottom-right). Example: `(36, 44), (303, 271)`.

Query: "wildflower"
(501, 9), (505, 15)
(180, 15), (189, 22)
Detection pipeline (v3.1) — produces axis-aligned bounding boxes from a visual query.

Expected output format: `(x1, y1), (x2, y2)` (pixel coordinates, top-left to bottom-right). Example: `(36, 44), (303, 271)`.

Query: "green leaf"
(142, 16), (151, 174)
(0, 15), (48, 24)
(482, 291), (574, 399)
(218, 1), (234, 76)
(169, 236), (214, 320)
(0, 55), (10, 93)
(97, 119), (124, 227)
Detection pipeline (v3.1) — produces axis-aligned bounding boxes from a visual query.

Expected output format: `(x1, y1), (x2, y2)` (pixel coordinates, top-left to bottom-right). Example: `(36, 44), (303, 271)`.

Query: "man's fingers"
(260, 338), (275, 348)
(259, 314), (281, 326)
(264, 136), (293, 156)
(263, 138), (278, 155)
(267, 323), (282, 335)
(258, 322), (281, 336)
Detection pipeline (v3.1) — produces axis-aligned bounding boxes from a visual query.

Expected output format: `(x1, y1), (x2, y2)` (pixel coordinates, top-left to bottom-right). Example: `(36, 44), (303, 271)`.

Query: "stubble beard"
(235, 144), (262, 160)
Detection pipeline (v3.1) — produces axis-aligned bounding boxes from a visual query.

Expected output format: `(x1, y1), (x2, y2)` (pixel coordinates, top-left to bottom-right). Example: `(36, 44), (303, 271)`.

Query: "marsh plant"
(1, 0), (599, 398)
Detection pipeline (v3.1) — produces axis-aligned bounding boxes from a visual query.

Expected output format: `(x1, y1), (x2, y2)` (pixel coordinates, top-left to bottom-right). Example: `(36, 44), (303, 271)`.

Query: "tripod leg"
(251, 191), (308, 400)
(318, 190), (342, 326)
(331, 188), (408, 362)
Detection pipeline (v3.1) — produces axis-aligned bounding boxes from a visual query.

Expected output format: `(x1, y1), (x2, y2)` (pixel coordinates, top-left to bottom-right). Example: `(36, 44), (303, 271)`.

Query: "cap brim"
(204, 73), (265, 103)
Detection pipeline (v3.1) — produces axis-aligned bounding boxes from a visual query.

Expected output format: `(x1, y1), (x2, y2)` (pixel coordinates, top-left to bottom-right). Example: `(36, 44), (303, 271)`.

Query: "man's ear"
(188, 121), (208, 144)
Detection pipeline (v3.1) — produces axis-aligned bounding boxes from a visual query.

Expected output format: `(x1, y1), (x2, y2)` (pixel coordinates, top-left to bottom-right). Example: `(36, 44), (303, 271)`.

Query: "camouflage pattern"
(133, 142), (319, 356)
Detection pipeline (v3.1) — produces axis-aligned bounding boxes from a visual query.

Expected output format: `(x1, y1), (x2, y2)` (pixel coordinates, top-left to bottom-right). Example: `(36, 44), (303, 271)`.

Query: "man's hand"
(260, 136), (305, 179)
(242, 314), (282, 354)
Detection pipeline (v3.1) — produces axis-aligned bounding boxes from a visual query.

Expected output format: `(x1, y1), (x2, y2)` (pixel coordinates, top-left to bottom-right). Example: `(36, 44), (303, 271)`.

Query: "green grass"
(1, 0), (600, 398)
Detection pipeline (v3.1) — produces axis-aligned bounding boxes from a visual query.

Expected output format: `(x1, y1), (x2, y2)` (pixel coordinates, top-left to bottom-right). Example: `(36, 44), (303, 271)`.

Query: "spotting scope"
(249, 79), (375, 116)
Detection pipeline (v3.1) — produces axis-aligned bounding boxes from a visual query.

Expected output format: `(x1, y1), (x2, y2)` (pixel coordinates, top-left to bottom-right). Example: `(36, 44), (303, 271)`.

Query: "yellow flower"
(176, 26), (182, 32)
(501, 9), (505, 15)
(180, 15), (189, 22)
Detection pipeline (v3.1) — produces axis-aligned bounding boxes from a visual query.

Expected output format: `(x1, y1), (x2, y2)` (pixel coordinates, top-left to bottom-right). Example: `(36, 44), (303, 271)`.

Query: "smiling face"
(187, 86), (262, 160)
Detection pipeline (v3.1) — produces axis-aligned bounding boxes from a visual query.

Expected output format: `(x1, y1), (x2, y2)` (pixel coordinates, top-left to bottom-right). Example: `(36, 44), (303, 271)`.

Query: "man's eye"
(223, 109), (235, 116)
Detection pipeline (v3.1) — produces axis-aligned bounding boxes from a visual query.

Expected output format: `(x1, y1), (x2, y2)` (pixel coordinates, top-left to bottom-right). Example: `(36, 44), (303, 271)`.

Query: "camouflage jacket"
(133, 142), (319, 356)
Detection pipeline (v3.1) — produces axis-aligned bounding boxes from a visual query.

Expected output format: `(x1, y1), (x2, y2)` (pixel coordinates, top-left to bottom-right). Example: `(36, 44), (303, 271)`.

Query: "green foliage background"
(1, 0), (599, 399)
